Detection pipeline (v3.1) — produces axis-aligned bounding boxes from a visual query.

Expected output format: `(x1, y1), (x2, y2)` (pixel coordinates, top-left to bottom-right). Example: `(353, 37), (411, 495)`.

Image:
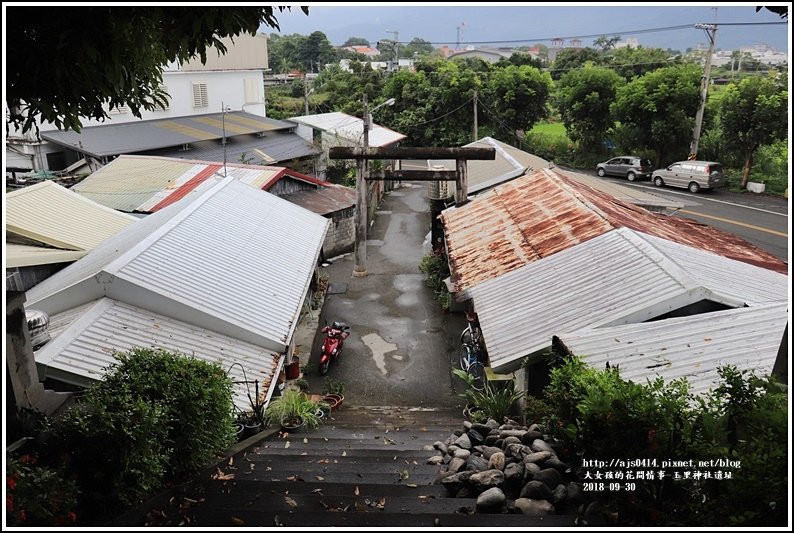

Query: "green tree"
(380, 59), (482, 146)
(611, 64), (701, 166)
(593, 35), (621, 51)
(6, 6), (305, 133)
(551, 47), (602, 79)
(483, 64), (553, 135)
(606, 46), (678, 80)
(342, 36), (370, 47)
(314, 61), (385, 116)
(302, 30), (337, 72)
(556, 66), (624, 152)
(719, 73), (788, 187)
(268, 33), (308, 73)
(401, 37), (435, 58)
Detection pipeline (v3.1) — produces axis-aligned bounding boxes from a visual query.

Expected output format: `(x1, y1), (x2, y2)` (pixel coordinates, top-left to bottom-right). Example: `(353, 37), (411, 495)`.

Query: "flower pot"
(280, 416), (304, 432)
(323, 393), (345, 411)
(285, 356), (301, 380)
(244, 420), (262, 437)
(235, 423), (245, 440)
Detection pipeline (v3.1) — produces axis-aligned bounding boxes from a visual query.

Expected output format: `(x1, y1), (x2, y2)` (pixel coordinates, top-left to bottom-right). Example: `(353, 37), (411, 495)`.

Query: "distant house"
(342, 45), (380, 58)
(288, 112), (406, 179)
(6, 33), (272, 175)
(448, 47), (513, 63)
(37, 111), (320, 176)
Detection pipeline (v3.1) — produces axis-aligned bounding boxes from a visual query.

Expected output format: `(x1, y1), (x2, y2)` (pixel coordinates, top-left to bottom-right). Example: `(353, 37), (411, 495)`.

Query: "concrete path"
(302, 183), (464, 408)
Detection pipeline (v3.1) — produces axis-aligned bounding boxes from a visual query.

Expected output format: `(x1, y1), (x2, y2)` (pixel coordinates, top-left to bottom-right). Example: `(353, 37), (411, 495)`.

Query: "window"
(108, 105), (130, 114)
(244, 78), (262, 104)
(192, 82), (208, 108)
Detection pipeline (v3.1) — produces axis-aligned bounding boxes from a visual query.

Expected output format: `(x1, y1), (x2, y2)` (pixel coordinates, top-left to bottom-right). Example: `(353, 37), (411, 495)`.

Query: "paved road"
(593, 176), (789, 262)
(303, 182), (464, 408)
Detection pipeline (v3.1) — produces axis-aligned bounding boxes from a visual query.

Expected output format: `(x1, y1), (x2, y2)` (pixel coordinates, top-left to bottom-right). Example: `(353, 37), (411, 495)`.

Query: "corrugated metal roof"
(289, 112), (406, 147)
(6, 180), (137, 251)
(27, 177), (329, 352)
(281, 184), (357, 216)
(556, 303), (788, 397)
(555, 168), (683, 210)
(36, 298), (282, 412)
(428, 138), (679, 210)
(465, 137), (548, 193)
(442, 169), (787, 293)
(73, 155), (322, 213)
(144, 130), (320, 164)
(468, 227), (788, 372)
(642, 233), (788, 306)
(40, 112), (293, 158)
(6, 244), (86, 268)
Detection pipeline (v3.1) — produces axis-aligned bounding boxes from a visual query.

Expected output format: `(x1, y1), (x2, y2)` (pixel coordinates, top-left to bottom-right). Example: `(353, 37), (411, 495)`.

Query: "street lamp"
(353, 96), (397, 277)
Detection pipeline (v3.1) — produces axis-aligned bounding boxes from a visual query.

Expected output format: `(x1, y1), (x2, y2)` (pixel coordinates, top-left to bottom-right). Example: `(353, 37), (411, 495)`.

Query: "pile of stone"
(425, 418), (591, 516)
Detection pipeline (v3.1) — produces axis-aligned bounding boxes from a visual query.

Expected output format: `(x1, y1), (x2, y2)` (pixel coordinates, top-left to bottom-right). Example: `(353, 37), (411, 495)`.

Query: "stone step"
(150, 488), (477, 515)
(253, 438), (446, 453)
(240, 451), (436, 464)
(215, 469), (442, 485)
(137, 505), (575, 528)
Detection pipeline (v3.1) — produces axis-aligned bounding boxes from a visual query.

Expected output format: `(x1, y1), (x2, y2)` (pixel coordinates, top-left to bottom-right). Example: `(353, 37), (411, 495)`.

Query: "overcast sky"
(265, 3), (790, 53)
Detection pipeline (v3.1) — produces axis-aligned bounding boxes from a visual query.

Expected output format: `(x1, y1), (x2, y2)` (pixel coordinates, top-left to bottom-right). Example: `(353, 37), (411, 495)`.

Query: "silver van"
(651, 161), (725, 193)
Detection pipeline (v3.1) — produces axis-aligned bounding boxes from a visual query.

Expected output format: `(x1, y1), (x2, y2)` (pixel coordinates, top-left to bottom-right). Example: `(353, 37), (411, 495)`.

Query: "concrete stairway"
(112, 406), (575, 527)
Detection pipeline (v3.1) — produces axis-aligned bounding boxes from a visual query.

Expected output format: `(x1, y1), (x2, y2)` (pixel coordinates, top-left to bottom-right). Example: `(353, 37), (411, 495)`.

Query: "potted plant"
(264, 387), (323, 431)
(322, 377), (346, 410)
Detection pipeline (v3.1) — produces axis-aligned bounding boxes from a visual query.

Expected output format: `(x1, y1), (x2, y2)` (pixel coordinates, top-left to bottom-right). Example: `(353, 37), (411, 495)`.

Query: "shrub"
(6, 454), (79, 526)
(264, 387), (323, 430)
(97, 348), (237, 477)
(541, 358), (788, 526)
(45, 347), (237, 512)
(48, 386), (170, 508)
(418, 252), (451, 310)
(452, 369), (524, 423)
(322, 376), (346, 395)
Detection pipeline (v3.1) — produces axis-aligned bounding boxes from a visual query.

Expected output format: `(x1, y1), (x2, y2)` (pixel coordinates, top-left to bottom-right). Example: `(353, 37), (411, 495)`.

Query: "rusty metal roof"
(281, 183), (356, 216)
(441, 168), (787, 292)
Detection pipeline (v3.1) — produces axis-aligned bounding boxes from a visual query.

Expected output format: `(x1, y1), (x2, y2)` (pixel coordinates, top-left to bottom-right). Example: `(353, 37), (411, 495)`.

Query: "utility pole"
(472, 91), (478, 142)
(221, 101), (230, 177)
(689, 23), (717, 160)
(386, 30), (398, 70)
(353, 94), (369, 277)
(304, 76), (310, 115)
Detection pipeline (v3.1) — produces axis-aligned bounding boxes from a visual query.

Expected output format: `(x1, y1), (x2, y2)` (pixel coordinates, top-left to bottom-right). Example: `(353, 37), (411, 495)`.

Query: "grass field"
(530, 122), (569, 138)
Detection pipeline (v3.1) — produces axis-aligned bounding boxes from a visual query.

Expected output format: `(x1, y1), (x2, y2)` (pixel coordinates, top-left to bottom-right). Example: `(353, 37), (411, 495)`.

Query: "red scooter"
(318, 321), (350, 375)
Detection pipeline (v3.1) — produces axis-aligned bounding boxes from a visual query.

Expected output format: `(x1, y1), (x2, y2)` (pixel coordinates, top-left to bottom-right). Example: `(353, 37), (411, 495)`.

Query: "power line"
(390, 21), (787, 46)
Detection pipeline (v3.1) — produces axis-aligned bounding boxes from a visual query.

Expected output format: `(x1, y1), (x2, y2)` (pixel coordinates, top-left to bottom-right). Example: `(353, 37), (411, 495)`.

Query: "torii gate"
(329, 146), (495, 276)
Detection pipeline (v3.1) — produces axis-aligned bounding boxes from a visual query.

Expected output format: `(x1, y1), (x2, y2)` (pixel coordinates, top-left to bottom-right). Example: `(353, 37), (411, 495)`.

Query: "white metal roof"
(26, 177), (329, 352)
(6, 180), (137, 251)
(642, 233), (788, 306)
(468, 227), (788, 372)
(289, 112), (406, 147)
(36, 298), (283, 412)
(556, 303), (789, 397)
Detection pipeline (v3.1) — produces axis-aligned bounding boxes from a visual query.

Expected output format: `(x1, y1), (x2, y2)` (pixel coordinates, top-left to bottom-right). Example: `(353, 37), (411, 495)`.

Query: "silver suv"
(652, 161), (724, 193)
(596, 156), (653, 181)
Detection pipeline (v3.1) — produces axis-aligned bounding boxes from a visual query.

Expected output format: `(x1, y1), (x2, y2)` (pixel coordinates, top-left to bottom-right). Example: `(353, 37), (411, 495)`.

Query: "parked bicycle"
(459, 311), (486, 391)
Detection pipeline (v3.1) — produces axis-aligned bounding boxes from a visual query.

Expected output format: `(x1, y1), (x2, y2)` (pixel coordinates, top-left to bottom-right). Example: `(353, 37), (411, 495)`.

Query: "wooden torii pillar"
(330, 146), (495, 277)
